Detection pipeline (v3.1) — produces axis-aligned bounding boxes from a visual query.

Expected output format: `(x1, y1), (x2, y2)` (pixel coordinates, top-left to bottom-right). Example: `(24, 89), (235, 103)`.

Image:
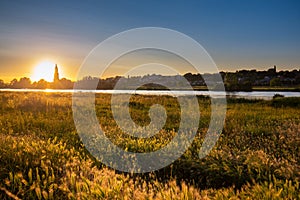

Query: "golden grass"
(0, 92), (299, 199)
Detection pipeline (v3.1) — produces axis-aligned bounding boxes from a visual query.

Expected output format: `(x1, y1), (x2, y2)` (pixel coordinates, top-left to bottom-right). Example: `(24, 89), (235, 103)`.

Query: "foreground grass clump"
(0, 92), (300, 199)
(0, 134), (205, 199)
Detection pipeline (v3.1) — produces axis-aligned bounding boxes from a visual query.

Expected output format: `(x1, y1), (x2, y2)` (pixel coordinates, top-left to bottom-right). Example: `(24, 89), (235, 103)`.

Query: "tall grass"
(0, 92), (299, 199)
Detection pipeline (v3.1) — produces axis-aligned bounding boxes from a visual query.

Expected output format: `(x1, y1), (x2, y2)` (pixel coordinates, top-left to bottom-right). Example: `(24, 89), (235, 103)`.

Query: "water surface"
(1, 88), (299, 100)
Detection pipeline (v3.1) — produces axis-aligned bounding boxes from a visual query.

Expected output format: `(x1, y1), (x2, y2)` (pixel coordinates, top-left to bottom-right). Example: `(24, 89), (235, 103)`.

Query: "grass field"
(0, 92), (299, 199)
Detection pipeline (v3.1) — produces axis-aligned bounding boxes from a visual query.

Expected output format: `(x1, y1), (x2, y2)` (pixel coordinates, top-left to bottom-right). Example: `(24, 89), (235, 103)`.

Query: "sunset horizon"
(1, 1), (300, 199)
(1, 62), (299, 84)
(1, 1), (300, 83)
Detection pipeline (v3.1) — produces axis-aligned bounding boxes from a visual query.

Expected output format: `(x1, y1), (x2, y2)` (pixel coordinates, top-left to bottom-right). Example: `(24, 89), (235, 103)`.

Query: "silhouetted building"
(53, 64), (59, 82)
(268, 65), (276, 74)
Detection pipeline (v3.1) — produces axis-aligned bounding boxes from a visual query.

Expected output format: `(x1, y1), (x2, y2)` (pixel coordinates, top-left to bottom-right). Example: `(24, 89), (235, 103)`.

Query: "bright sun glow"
(31, 61), (62, 82)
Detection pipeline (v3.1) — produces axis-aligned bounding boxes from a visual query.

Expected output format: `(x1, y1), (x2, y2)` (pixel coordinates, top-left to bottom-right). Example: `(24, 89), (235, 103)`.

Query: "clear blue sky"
(0, 0), (299, 81)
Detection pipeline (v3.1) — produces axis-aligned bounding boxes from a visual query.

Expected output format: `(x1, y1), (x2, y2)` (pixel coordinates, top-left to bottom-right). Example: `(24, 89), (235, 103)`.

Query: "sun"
(31, 61), (61, 82)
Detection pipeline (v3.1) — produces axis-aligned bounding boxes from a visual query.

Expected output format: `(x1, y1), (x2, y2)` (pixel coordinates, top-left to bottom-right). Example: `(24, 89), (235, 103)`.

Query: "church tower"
(53, 64), (59, 82)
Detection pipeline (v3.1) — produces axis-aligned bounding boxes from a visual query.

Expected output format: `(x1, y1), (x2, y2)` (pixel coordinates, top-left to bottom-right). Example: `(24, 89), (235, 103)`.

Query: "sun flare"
(31, 61), (62, 82)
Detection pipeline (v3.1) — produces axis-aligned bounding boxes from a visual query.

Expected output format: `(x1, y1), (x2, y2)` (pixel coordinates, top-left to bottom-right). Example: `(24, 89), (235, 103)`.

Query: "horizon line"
(1, 65), (300, 84)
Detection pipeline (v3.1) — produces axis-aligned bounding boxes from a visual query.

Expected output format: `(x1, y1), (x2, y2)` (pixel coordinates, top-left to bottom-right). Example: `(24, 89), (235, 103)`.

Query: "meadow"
(0, 92), (299, 199)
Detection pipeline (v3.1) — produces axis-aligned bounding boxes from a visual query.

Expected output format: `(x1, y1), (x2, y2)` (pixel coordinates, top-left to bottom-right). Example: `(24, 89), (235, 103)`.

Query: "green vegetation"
(270, 78), (282, 87)
(252, 86), (300, 92)
(0, 92), (299, 199)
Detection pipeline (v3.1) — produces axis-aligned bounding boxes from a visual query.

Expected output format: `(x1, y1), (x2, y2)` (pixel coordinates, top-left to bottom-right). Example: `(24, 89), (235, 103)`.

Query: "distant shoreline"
(1, 88), (300, 101)
(1, 86), (300, 92)
(251, 86), (300, 92)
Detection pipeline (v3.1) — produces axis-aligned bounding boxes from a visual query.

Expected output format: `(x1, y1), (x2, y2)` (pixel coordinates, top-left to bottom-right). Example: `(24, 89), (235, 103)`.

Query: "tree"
(18, 77), (32, 88)
(0, 79), (6, 88)
(9, 77), (32, 88)
(224, 73), (238, 91)
(270, 77), (281, 86)
(10, 79), (18, 88)
(35, 79), (49, 89)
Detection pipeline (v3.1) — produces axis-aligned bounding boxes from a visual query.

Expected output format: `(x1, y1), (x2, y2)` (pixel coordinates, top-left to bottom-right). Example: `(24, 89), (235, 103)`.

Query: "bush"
(271, 97), (300, 107)
(273, 93), (284, 99)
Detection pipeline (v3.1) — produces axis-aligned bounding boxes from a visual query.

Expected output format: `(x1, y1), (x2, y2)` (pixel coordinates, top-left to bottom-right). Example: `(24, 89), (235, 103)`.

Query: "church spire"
(53, 64), (59, 82)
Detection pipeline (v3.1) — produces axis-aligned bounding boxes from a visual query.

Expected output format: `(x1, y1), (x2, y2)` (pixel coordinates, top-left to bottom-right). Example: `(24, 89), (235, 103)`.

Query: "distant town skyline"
(0, 0), (300, 82)
(1, 64), (300, 92)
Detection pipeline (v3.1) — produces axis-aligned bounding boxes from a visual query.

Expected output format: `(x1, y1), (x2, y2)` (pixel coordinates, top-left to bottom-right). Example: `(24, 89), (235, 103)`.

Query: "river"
(0, 88), (299, 100)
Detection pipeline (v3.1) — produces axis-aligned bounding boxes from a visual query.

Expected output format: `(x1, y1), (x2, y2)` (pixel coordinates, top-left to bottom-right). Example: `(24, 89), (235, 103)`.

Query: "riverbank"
(252, 86), (300, 91)
(1, 88), (300, 100)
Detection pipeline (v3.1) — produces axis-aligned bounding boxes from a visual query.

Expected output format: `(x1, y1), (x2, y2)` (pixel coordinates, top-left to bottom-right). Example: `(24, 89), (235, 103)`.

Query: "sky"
(0, 0), (300, 82)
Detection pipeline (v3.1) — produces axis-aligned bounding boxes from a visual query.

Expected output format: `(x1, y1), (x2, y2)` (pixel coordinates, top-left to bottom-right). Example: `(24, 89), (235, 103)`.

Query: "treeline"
(184, 66), (300, 91)
(1, 66), (300, 91)
(0, 77), (74, 89)
(75, 67), (300, 91)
